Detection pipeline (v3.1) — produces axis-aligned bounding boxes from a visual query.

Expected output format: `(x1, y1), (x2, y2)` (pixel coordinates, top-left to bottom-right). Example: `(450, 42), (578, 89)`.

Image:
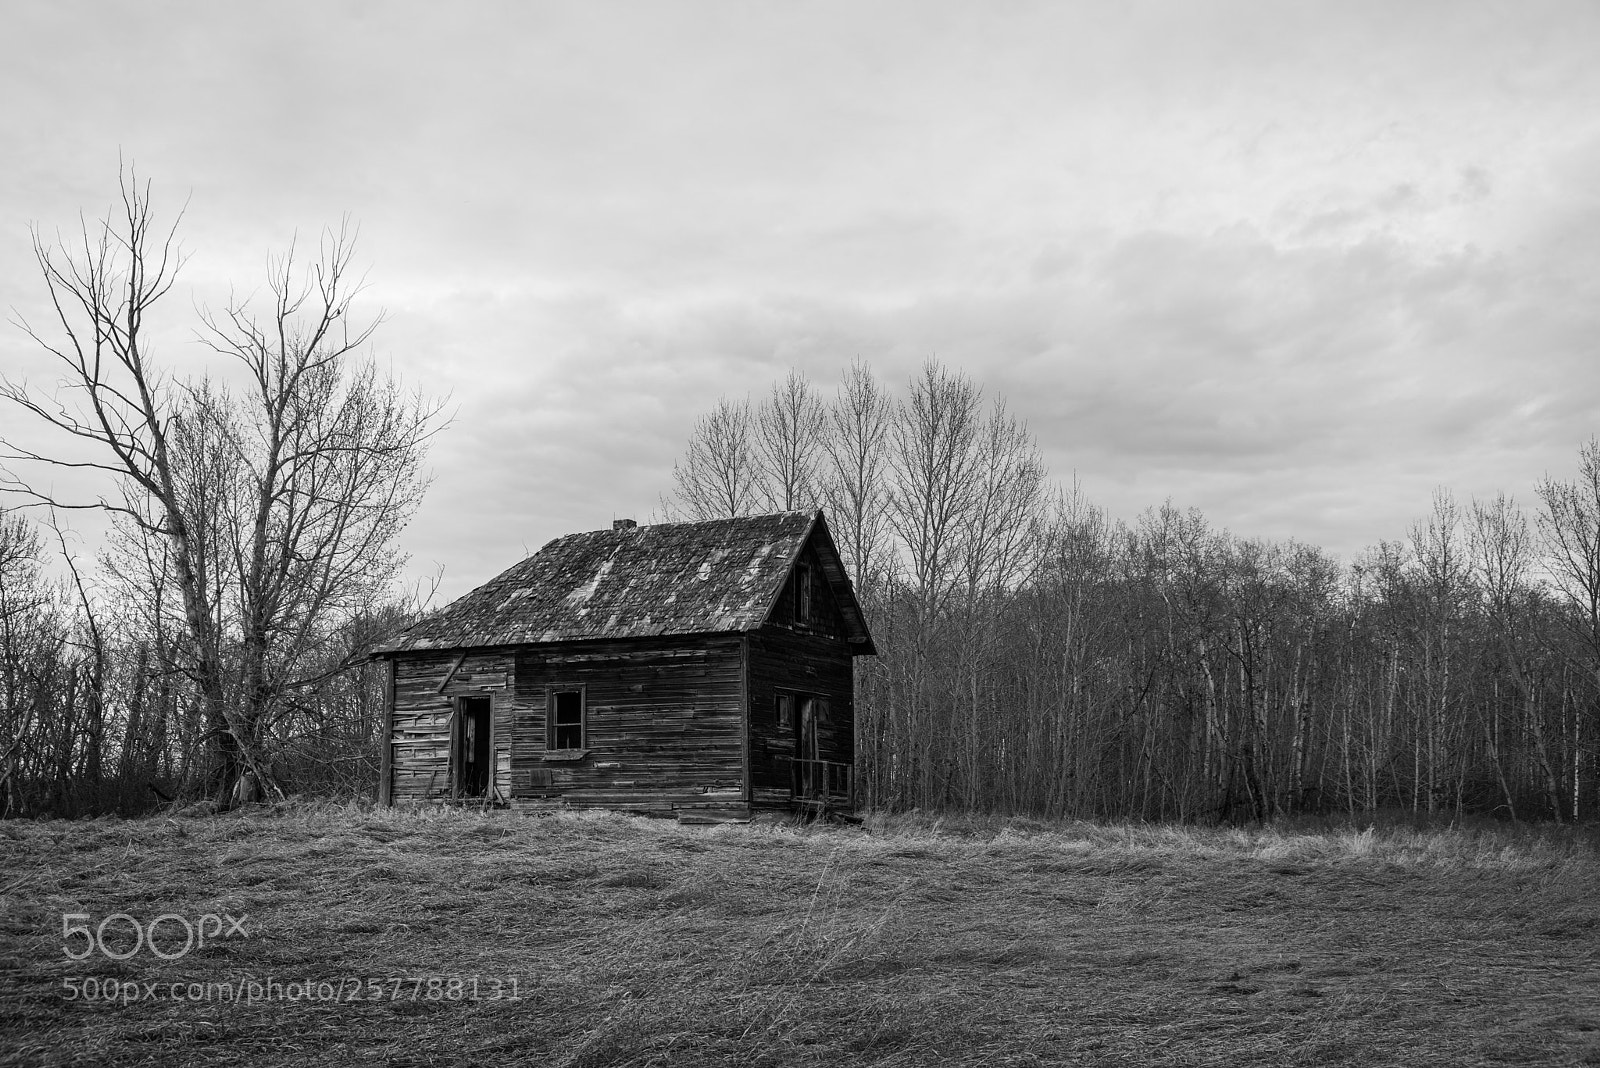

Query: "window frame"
(545, 685), (587, 750)
(774, 689), (829, 741)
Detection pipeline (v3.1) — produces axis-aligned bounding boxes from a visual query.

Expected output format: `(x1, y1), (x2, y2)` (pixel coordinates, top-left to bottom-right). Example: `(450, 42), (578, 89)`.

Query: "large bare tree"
(1, 173), (442, 804)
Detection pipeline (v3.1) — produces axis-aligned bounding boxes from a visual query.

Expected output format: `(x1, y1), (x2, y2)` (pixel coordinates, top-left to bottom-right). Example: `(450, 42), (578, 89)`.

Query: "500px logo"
(62, 912), (249, 961)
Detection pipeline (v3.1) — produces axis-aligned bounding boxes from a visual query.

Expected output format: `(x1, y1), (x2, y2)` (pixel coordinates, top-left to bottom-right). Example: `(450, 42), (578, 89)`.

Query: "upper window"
(794, 559), (815, 623)
(547, 688), (585, 749)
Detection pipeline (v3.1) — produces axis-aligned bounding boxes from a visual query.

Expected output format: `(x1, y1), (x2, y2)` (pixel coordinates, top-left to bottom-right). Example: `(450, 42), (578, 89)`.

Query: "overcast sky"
(4, 1), (1599, 602)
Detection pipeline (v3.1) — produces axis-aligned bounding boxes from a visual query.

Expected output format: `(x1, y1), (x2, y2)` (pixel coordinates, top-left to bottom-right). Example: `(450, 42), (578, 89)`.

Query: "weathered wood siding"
(388, 650), (514, 802)
(509, 636), (745, 812)
(746, 629), (855, 807)
(747, 540), (857, 808)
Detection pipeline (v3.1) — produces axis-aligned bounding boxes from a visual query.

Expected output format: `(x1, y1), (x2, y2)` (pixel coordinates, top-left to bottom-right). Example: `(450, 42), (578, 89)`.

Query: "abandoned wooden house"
(369, 510), (875, 817)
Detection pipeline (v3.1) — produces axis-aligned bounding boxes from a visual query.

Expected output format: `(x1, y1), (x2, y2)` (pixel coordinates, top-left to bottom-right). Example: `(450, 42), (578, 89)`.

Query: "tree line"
(667, 363), (1600, 822)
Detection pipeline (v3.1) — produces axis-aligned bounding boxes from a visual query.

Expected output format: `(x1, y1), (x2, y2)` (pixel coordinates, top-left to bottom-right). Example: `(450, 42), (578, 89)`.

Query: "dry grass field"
(1, 805), (1597, 1067)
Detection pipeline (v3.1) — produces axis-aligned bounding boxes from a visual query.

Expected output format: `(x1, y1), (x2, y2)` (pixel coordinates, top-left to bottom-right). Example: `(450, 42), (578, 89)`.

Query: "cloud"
(6, 1), (1600, 601)
(390, 184), (1600, 601)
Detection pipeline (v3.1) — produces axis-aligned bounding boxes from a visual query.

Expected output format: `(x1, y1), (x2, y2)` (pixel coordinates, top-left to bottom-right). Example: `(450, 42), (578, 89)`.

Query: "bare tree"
(669, 396), (758, 520)
(887, 359), (984, 623)
(753, 369), (825, 512)
(1468, 492), (1541, 818)
(0, 172), (241, 795)
(958, 399), (1047, 599)
(1538, 441), (1600, 654)
(2, 173), (442, 804)
(1535, 439), (1600, 821)
(187, 226), (441, 800)
(1408, 488), (1467, 812)
(819, 359), (891, 592)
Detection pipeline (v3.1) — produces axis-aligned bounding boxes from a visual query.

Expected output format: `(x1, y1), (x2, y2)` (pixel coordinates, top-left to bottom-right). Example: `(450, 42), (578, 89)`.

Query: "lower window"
(547, 688), (585, 749)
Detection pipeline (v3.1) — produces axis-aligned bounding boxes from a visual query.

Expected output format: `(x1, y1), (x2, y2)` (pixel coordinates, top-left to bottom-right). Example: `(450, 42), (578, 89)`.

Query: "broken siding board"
(434, 653), (467, 693)
(739, 635), (750, 804)
(380, 659), (395, 806)
(391, 653), (452, 801)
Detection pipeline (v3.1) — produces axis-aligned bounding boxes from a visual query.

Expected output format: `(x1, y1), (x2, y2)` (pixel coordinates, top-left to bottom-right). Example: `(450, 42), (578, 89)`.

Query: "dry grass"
(2, 804), (1597, 1067)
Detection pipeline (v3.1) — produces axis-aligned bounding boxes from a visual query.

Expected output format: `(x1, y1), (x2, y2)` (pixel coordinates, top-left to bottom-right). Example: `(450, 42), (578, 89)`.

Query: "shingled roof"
(371, 510), (875, 655)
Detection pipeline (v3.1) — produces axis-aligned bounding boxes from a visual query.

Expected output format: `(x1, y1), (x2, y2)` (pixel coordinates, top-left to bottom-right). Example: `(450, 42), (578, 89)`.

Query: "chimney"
(613, 518), (637, 531)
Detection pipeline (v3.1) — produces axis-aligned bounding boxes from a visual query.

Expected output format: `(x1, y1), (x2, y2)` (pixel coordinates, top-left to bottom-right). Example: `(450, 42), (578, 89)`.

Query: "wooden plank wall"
(509, 636), (745, 812)
(746, 632), (856, 809)
(390, 650), (514, 802)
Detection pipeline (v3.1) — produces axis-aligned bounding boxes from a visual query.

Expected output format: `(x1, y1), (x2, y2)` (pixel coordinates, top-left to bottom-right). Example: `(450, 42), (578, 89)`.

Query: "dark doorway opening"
(795, 695), (823, 798)
(456, 697), (492, 798)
